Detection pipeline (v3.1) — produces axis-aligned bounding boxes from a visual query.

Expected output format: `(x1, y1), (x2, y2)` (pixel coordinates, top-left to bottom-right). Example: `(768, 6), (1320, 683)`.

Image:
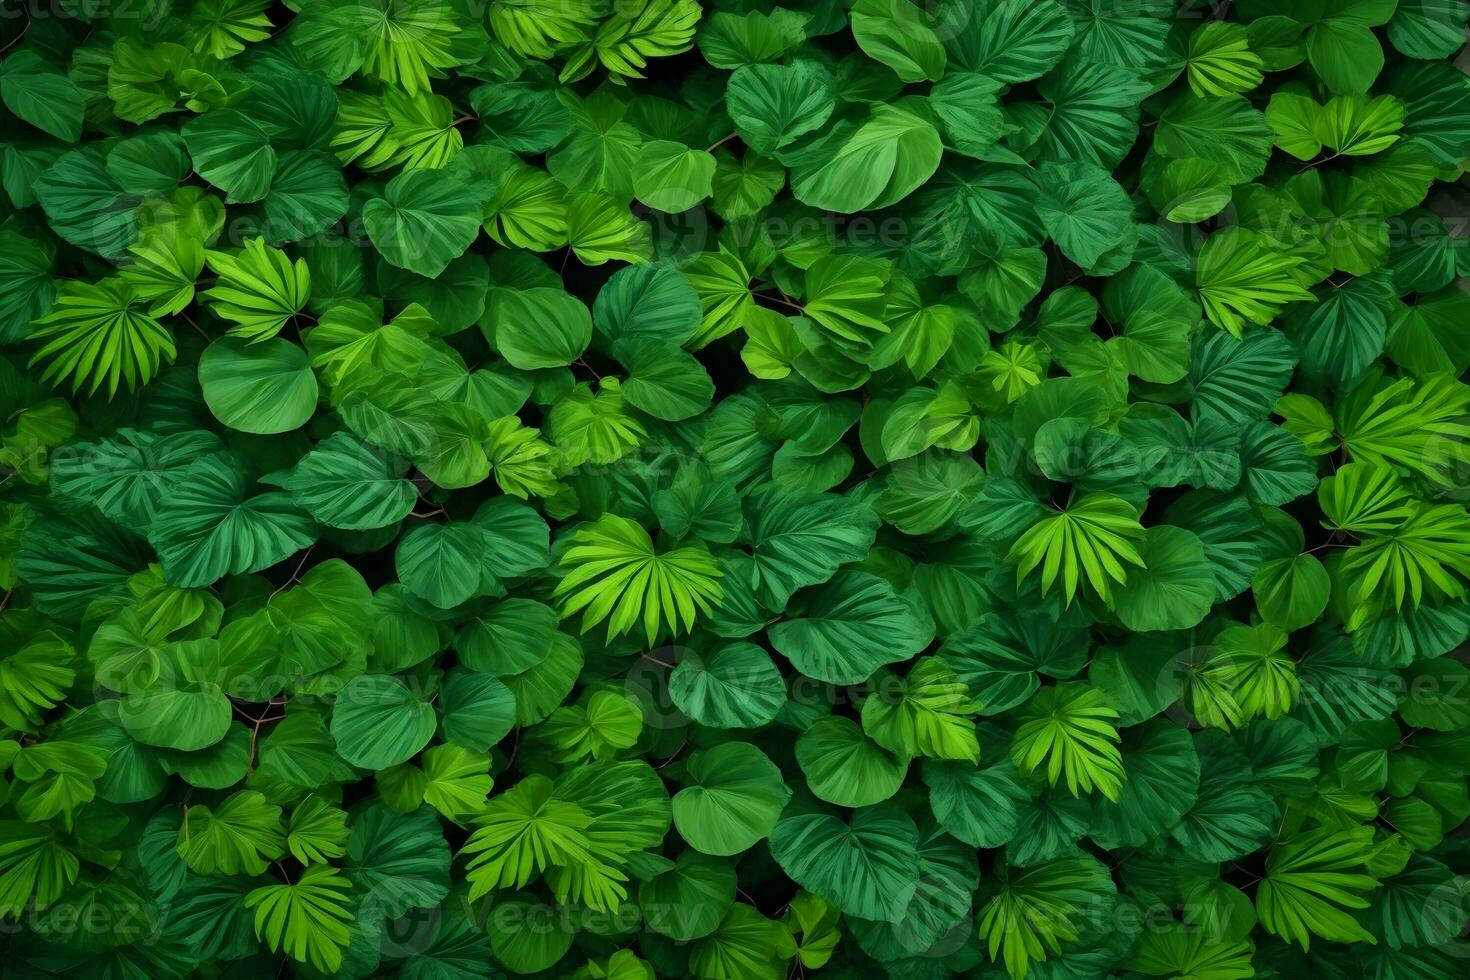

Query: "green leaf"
(593, 262), (701, 347)
(28, 279), (176, 397)
(1189, 327), (1299, 425)
(616, 339), (714, 421)
(1030, 59), (1148, 169)
(1007, 493), (1146, 605)
(487, 286), (592, 369)
(699, 9), (808, 68)
(796, 715), (908, 808)
(116, 639), (231, 751)
(946, 0), (1074, 83)
(741, 489), (880, 609)
(850, 0), (946, 82)
(1035, 161), (1133, 272)
(769, 570), (934, 685)
(923, 752), (1029, 849)
(182, 109), (277, 204)
(263, 431), (416, 530)
(1129, 924), (1255, 980)
(554, 513), (724, 641)
(1186, 21), (1265, 97)
(199, 337), (319, 434)
(120, 230), (204, 317)
(245, 863), (354, 974)
(344, 802), (451, 917)
(1256, 827), (1381, 949)
(1254, 553), (1331, 631)
(669, 642), (785, 729)
(456, 598), (559, 675)
(330, 674), (437, 769)
(582, 0), (701, 83)
(1088, 719), (1199, 849)
(420, 743), (495, 821)
(1155, 93), (1273, 184)
(633, 141), (716, 212)
(941, 612), (1086, 716)
(1113, 526), (1216, 633)
(261, 150), (351, 243)
(363, 169), (484, 278)
(1309, 16), (1388, 95)
(975, 854), (1116, 980)
(789, 101), (942, 213)
(861, 657), (980, 763)
(673, 742), (791, 856)
(470, 81), (573, 154)
(1389, 0), (1470, 58)
(0, 230), (55, 344)
(439, 668), (517, 752)
(769, 805), (920, 923)
(0, 821), (78, 916)
(689, 904), (795, 980)
(1173, 730), (1277, 862)
(1010, 682), (1125, 802)
(549, 377), (648, 468)
(0, 51), (84, 142)
(462, 774), (595, 899)
(177, 790), (286, 876)
(1196, 229), (1316, 337)
(1286, 280), (1389, 389)
(203, 237), (311, 343)
(0, 634), (77, 734)
(33, 147), (139, 258)
(726, 60), (835, 156)
(286, 796), (349, 865)
(639, 851), (736, 941)
(396, 521), (497, 609)
(148, 456), (316, 588)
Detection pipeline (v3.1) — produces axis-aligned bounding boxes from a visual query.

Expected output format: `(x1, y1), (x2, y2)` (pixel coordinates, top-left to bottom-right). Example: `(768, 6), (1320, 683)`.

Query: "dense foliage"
(2, 0), (1470, 977)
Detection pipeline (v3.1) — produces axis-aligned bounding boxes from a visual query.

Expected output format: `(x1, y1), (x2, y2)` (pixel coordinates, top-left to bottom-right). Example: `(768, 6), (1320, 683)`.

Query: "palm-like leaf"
(1256, 826), (1381, 949)
(120, 230), (203, 316)
(1010, 682), (1125, 801)
(488, 0), (598, 59)
(1318, 461), (1416, 534)
(585, 0), (701, 82)
(1337, 373), (1470, 488)
(461, 775), (597, 899)
(1194, 623), (1298, 727)
(861, 657), (980, 763)
(0, 821), (79, 917)
(202, 236), (311, 343)
(1007, 492), (1146, 604)
(350, 0), (465, 96)
(1340, 502), (1470, 626)
(977, 855), (1115, 980)
(29, 279), (176, 396)
(1194, 227), (1314, 336)
(245, 863), (354, 973)
(553, 513), (723, 641)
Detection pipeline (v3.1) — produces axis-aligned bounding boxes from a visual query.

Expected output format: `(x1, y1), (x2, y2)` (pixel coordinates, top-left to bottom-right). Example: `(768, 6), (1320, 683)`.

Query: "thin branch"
(0, 9), (31, 57)
(757, 293), (804, 312)
(268, 546), (314, 602)
(504, 726), (522, 771)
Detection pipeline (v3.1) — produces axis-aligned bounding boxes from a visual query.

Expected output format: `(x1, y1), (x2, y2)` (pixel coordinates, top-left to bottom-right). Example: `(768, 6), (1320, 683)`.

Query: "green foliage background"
(2, 0), (1470, 977)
